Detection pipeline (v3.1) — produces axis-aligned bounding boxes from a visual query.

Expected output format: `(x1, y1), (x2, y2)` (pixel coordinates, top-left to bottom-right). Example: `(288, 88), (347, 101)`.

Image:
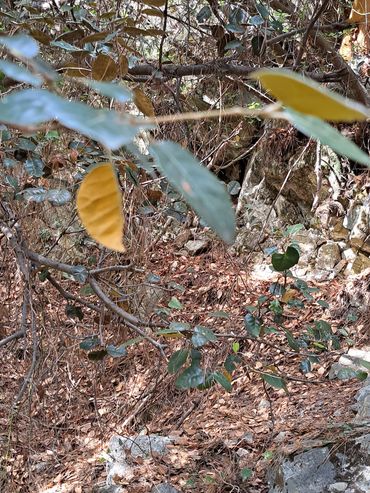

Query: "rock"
(315, 241), (341, 271)
(354, 377), (370, 423)
(151, 484), (180, 493)
(349, 201), (370, 254)
(109, 435), (172, 460)
(328, 482), (348, 492)
(351, 253), (370, 275)
(93, 486), (124, 493)
(184, 238), (210, 255)
(258, 399), (270, 410)
(107, 461), (134, 486)
(330, 219), (349, 242)
(329, 347), (370, 381)
(174, 229), (191, 248)
(292, 229), (322, 266)
(241, 432), (254, 445)
(269, 447), (336, 493)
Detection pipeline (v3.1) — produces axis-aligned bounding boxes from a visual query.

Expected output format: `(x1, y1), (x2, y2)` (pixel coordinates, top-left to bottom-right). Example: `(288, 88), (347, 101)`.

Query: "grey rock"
(109, 434), (172, 460)
(315, 241), (341, 271)
(242, 432), (254, 445)
(258, 399), (270, 410)
(151, 483), (180, 493)
(329, 482), (348, 492)
(93, 486), (124, 493)
(269, 447), (336, 493)
(107, 461), (134, 486)
(184, 239), (210, 255)
(329, 348), (370, 381)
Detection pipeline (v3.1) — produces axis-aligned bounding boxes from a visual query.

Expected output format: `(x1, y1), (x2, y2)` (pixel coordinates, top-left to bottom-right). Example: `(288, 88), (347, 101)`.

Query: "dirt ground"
(0, 242), (364, 492)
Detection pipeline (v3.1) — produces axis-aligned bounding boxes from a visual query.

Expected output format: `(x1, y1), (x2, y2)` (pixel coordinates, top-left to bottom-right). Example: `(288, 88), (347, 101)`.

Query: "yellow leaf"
(133, 87), (155, 116)
(142, 8), (164, 17)
(281, 289), (296, 304)
(348, 0), (370, 22)
(77, 163), (125, 252)
(141, 0), (166, 7)
(252, 69), (369, 122)
(92, 54), (118, 81)
(222, 370), (232, 382)
(119, 55), (128, 76)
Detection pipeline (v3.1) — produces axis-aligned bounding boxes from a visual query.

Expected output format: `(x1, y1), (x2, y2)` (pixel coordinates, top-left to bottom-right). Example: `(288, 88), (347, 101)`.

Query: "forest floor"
(0, 240), (365, 493)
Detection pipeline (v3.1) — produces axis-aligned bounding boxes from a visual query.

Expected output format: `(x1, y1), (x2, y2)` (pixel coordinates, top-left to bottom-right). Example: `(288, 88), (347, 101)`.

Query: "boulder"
(184, 238), (210, 255)
(315, 241), (341, 271)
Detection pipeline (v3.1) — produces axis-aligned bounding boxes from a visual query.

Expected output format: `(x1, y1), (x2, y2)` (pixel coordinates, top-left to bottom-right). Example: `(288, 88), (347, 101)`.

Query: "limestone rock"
(151, 483), (180, 493)
(315, 241), (341, 271)
(348, 201), (370, 253)
(109, 435), (172, 460)
(184, 238), (210, 255)
(329, 348), (370, 381)
(269, 447), (336, 493)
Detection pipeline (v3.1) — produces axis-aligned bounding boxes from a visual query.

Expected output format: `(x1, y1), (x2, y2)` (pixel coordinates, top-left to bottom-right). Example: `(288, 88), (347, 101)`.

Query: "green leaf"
(286, 109), (370, 167)
(192, 326), (217, 347)
(208, 310), (230, 319)
(224, 353), (241, 373)
(46, 189), (72, 206)
(197, 5), (212, 22)
(50, 39), (85, 52)
(284, 329), (300, 351)
(284, 223), (304, 236)
(0, 90), (55, 126)
(232, 342), (240, 353)
(0, 34), (39, 58)
(168, 296), (183, 309)
(22, 187), (47, 202)
(150, 141), (236, 244)
(80, 79), (132, 102)
(213, 371), (232, 392)
(80, 336), (100, 350)
(71, 266), (88, 284)
(0, 60), (42, 86)
(317, 300), (329, 309)
(0, 90), (142, 150)
(352, 357), (370, 371)
(106, 344), (127, 358)
(24, 157), (44, 177)
(272, 246), (300, 271)
(244, 313), (261, 338)
(169, 321), (191, 331)
(168, 349), (189, 374)
(299, 359), (311, 373)
(65, 304), (84, 320)
(336, 367), (361, 380)
(356, 371), (368, 381)
(241, 468), (253, 482)
(262, 373), (288, 393)
(88, 348), (108, 361)
(176, 362), (205, 389)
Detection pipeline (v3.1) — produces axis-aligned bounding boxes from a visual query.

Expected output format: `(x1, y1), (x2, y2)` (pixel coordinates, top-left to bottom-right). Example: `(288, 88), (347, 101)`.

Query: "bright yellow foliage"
(76, 163), (125, 252)
(252, 69), (369, 122)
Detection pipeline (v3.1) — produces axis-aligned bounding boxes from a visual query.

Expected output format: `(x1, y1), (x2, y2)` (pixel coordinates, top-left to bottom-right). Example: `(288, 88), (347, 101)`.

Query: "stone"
(151, 484), (180, 493)
(109, 435), (172, 460)
(269, 447), (336, 493)
(329, 482), (348, 492)
(241, 432), (254, 445)
(349, 201), (370, 253)
(292, 229), (322, 266)
(315, 241), (341, 271)
(330, 219), (349, 242)
(351, 253), (370, 275)
(329, 348), (370, 380)
(93, 486), (124, 493)
(184, 238), (210, 255)
(107, 461), (134, 486)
